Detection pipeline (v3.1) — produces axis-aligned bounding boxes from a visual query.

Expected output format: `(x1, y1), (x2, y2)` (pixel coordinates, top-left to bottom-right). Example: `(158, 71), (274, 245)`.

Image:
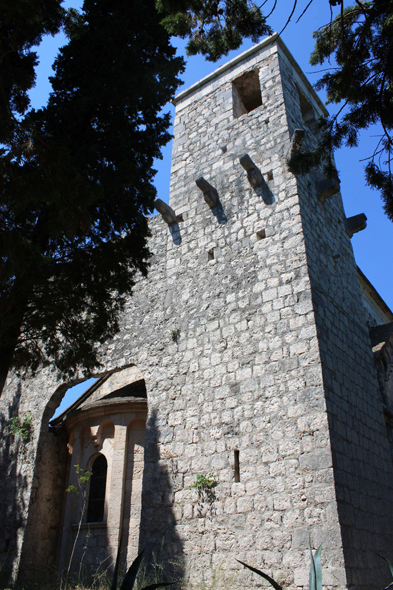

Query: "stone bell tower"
(2, 34), (393, 590)
(151, 33), (393, 589)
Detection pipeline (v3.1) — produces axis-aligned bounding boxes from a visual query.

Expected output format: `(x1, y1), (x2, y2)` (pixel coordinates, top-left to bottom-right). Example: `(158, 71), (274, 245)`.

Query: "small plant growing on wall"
(6, 412), (33, 443)
(190, 474), (217, 503)
(171, 327), (181, 343)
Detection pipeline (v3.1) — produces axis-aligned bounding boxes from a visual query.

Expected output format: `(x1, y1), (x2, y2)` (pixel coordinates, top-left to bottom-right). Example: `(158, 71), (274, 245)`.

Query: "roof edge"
(357, 266), (393, 321)
(172, 34), (328, 116)
(173, 33), (279, 106)
(50, 375), (108, 427)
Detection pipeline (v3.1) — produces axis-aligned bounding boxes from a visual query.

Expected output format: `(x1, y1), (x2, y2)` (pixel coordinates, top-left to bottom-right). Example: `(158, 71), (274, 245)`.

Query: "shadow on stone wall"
(0, 382), (30, 585)
(255, 181), (275, 205)
(212, 202), (227, 225)
(15, 383), (70, 586)
(138, 408), (185, 588)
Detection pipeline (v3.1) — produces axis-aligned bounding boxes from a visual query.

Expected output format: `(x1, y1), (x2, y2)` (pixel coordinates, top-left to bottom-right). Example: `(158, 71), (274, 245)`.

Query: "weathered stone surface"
(1, 34), (393, 590)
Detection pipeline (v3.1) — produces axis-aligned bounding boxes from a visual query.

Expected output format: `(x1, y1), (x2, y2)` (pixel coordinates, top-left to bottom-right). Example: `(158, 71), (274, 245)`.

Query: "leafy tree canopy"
(0, 0), (184, 393)
(160, 0), (393, 221)
(1, 0), (392, 395)
(0, 0), (65, 143)
(155, 0), (271, 61)
(311, 0), (393, 221)
(281, 0), (393, 221)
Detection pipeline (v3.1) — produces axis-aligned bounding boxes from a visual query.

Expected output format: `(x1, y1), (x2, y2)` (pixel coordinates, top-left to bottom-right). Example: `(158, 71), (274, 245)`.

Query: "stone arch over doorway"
(18, 364), (148, 581)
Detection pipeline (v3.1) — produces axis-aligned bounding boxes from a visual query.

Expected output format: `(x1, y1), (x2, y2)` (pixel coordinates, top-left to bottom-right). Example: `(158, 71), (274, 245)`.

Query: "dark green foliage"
(6, 412), (32, 441)
(190, 473), (217, 490)
(0, 0), (65, 143)
(0, 0), (184, 392)
(294, 1), (393, 221)
(156, 0), (271, 61)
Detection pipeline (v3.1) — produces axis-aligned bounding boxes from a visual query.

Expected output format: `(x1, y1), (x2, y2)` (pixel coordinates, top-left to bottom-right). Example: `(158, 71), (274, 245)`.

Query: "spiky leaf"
(119, 549), (145, 590)
(237, 559), (283, 590)
(376, 553), (393, 580)
(309, 544), (322, 590)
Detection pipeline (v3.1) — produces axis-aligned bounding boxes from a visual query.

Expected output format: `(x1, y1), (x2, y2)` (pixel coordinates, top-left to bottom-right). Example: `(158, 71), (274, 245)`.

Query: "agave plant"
(376, 553), (393, 590)
(111, 549), (175, 590)
(237, 543), (322, 590)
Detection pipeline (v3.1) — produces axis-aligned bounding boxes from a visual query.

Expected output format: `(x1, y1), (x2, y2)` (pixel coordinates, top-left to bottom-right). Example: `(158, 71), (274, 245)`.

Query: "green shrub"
(6, 412), (33, 442)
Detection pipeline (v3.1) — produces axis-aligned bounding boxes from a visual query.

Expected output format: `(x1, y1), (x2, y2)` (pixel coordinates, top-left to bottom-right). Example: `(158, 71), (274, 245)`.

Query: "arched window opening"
(87, 454), (107, 523)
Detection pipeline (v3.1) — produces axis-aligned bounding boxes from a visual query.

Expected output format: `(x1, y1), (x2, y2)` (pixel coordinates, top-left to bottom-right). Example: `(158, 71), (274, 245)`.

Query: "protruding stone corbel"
(239, 154), (263, 188)
(195, 177), (218, 209)
(316, 177), (340, 203)
(287, 129), (305, 164)
(344, 213), (367, 238)
(154, 198), (178, 225)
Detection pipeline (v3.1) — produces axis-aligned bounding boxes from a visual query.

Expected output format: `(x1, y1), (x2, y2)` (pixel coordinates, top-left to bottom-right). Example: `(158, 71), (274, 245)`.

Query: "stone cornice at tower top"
(173, 33), (328, 117)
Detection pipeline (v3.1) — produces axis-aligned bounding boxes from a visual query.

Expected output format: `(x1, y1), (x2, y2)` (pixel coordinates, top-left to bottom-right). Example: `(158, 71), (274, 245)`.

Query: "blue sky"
(33, 1), (391, 416)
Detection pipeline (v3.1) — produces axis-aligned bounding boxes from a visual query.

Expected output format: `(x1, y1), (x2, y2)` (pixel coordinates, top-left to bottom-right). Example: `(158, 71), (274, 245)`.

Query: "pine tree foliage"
(156, 0), (271, 61)
(0, 0), (65, 144)
(1, 0), (392, 395)
(0, 0), (184, 392)
(291, 1), (393, 221)
(158, 0), (393, 219)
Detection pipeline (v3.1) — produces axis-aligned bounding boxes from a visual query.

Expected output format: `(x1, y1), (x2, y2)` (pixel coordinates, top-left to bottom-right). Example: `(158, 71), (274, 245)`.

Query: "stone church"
(1, 34), (393, 590)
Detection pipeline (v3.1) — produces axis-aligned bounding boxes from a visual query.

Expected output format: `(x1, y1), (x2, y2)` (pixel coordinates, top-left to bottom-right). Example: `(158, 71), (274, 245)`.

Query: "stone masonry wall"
(158, 38), (346, 588)
(278, 44), (393, 589)
(1, 36), (392, 590)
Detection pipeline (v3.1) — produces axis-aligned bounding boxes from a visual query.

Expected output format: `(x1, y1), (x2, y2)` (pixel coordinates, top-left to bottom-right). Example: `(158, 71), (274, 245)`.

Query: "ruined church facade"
(1, 35), (393, 590)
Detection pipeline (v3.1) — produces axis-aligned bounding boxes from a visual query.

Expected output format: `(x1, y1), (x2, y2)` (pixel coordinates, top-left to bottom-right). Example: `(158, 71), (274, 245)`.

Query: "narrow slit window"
(87, 454), (107, 523)
(208, 249), (214, 261)
(232, 70), (262, 119)
(234, 450), (240, 482)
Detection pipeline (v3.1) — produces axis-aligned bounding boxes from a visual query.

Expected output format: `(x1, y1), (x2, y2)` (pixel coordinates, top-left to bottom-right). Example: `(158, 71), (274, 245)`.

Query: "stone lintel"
(344, 213), (367, 238)
(195, 176), (219, 208)
(239, 154), (263, 188)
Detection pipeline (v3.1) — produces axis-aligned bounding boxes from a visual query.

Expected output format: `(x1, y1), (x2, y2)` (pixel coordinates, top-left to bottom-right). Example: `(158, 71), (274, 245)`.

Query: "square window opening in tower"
(232, 69), (262, 118)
